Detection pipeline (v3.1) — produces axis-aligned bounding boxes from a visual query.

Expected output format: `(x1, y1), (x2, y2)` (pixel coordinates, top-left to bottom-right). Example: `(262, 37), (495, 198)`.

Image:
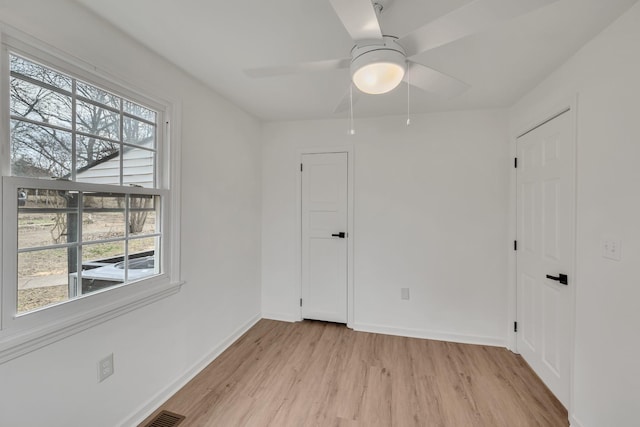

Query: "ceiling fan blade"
(405, 62), (470, 98)
(333, 86), (361, 114)
(245, 58), (351, 78)
(398, 0), (560, 57)
(329, 0), (383, 42)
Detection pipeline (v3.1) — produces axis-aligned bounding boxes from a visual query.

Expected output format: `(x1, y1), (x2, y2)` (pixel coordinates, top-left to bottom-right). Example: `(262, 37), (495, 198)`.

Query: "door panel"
(301, 152), (348, 323)
(307, 239), (343, 318)
(517, 110), (574, 407)
(543, 179), (560, 259)
(522, 181), (535, 251)
(522, 273), (536, 351)
(542, 283), (561, 375)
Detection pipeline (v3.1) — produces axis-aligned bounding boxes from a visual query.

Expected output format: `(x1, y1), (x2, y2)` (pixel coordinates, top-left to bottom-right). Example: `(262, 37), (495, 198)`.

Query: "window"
(1, 36), (180, 362)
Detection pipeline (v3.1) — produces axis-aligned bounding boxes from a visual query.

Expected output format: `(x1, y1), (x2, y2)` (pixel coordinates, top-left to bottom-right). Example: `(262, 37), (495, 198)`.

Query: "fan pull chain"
(349, 84), (355, 135)
(406, 65), (411, 126)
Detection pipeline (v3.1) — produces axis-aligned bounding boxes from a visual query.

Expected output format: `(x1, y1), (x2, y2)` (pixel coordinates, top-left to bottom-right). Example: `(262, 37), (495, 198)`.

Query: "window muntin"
(7, 52), (164, 316)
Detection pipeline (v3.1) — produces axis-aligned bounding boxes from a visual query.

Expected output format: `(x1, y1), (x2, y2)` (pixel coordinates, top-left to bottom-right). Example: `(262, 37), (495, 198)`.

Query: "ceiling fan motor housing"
(350, 36), (407, 94)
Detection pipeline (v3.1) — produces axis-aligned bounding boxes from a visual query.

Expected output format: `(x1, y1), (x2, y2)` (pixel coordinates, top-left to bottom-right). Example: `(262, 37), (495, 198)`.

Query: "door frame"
(296, 145), (355, 327)
(508, 95), (578, 413)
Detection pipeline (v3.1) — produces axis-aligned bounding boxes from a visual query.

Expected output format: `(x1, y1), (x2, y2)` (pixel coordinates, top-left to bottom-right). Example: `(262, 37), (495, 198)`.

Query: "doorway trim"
(508, 94), (578, 415)
(295, 145), (355, 327)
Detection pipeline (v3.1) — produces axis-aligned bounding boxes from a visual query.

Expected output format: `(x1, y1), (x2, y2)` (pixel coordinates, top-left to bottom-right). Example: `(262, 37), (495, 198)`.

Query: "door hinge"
(300, 298), (302, 307)
(514, 240), (517, 251)
(514, 321), (518, 332)
(300, 163), (303, 172)
(514, 157), (518, 168)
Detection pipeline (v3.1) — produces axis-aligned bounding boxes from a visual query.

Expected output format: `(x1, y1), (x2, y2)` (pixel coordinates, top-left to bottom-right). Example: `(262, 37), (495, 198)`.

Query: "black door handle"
(546, 273), (568, 285)
(331, 232), (346, 238)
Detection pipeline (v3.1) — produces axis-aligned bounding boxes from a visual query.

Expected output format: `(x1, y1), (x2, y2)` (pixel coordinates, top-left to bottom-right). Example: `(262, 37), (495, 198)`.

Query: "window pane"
(124, 100), (156, 122)
(10, 77), (72, 128)
(76, 136), (120, 182)
(19, 211), (78, 250)
(127, 236), (159, 281)
(18, 248), (72, 313)
(123, 147), (155, 188)
(10, 54), (72, 92)
(80, 241), (125, 295)
(11, 120), (72, 178)
(128, 236), (156, 257)
(124, 116), (155, 147)
(18, 188), (80, 249)
(77, 81), (120, 110)
(76, 100), (119, 140)
(82, 241), (126, 266)
(83, 193), (126, 242)
(129, 195), (157, 236)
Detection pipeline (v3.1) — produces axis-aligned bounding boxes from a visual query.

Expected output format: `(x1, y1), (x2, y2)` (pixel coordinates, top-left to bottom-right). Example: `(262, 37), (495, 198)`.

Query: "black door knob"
(331, 232), (346, 238)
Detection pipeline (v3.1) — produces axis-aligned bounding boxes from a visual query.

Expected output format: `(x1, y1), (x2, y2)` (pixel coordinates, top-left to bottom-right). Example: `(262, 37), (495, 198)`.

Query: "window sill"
(0, 279), (184, 365)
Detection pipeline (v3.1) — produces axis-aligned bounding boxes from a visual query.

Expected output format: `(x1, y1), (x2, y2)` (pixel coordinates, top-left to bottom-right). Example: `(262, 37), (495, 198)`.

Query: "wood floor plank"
(140, 320), (568, 427)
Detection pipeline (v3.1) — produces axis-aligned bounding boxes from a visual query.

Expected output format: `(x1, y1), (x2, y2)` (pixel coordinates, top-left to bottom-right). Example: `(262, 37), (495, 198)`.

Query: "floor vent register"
(141, 410), (186, 427)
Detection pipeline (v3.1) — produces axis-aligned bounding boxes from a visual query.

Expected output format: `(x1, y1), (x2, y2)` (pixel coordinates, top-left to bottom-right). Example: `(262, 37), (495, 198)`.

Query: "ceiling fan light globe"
(350, 45), (406, 95)
(353, 62), (405, 94)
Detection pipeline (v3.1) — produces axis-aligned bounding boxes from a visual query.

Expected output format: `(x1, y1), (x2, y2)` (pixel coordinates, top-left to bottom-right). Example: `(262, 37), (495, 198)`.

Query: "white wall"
(510, 3), (640, 426)
(0, 1), (262, 426)
(262, 110), (510, 345)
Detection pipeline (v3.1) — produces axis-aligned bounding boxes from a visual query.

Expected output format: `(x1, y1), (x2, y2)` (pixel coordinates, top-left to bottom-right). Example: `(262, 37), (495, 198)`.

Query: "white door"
(516, 110), (574, 407)
(301, 152), (348, 323)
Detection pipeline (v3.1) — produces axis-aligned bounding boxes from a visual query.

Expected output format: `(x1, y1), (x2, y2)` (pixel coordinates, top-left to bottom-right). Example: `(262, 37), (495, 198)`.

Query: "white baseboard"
(120, 313), (261, 427)
(261, 311), (300, 323)
(569, 413), (585, 427)
(352, 322), (506, 347)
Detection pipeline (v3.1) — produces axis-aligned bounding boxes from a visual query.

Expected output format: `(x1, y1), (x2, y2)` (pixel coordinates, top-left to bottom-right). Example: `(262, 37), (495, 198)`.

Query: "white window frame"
(0, 28), (182, 364)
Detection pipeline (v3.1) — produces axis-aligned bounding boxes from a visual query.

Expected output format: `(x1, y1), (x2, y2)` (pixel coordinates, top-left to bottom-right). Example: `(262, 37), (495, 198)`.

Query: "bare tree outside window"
(10, 56), (120, 178)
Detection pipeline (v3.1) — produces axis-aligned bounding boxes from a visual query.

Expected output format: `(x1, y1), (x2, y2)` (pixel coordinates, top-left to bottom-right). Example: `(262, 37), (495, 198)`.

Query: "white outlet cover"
(401, 288), (410, 300)
(98, 353), (114, 382)
(602, 235), (622, 261)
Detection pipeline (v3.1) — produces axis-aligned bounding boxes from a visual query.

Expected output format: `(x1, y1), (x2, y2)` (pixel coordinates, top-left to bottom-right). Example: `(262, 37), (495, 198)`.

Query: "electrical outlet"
(602, 235), (621, 261)
(98, 353), (114, 382)
(401, 288), (410, 300)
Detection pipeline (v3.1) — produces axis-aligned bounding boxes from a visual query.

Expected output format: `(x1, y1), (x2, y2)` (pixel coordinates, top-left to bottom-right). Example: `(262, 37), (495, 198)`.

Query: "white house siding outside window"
(0, 35), (180, 363)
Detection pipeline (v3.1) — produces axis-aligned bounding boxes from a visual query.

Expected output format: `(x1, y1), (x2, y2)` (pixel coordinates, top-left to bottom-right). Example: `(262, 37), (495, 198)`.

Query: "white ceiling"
(75, 0), (638, 121)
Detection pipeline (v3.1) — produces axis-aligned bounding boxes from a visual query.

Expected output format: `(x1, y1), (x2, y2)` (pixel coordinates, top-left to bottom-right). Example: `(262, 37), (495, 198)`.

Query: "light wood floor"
(141, 319), (568, 427)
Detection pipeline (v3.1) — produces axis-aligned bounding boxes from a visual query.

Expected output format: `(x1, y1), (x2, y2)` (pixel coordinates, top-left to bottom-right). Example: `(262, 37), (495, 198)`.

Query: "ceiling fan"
(245, 0), (559, 112)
